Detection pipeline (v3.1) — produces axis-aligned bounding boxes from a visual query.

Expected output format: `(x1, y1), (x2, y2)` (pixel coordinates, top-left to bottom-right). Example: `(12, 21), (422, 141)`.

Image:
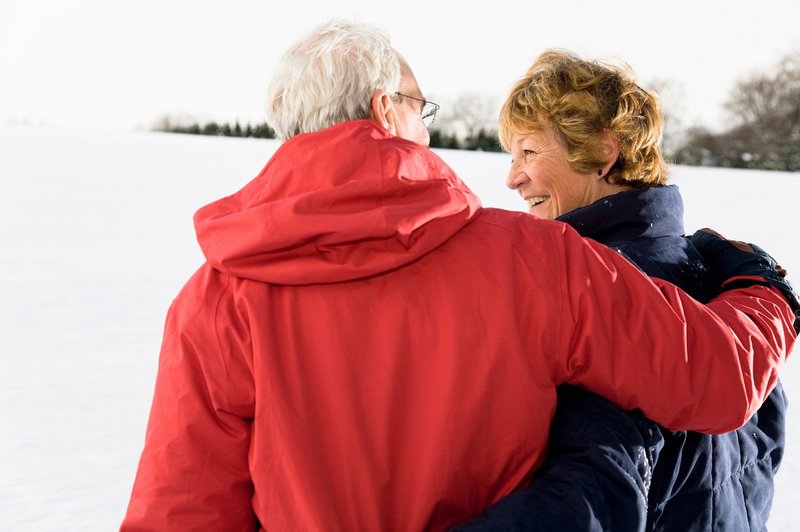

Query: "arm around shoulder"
(554, 228), (795, 434)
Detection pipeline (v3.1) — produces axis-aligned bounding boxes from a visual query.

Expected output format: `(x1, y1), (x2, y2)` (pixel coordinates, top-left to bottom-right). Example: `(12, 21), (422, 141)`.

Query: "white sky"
(2, 0), (799, 132)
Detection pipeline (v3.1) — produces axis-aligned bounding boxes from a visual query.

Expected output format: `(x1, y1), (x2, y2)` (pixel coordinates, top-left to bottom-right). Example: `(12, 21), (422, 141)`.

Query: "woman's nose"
(506, 166), (527, 190)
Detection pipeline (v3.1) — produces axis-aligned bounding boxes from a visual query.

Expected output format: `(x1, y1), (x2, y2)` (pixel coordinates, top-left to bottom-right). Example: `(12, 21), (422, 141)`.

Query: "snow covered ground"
(1, 125), (798, 530)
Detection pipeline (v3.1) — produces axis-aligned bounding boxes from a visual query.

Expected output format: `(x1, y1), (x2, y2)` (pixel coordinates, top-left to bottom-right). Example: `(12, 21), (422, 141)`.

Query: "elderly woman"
(457, 50), (787, 531)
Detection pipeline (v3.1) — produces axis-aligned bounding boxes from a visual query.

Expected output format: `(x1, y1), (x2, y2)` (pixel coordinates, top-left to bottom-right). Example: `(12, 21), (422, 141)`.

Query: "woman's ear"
(369, 90), (398, 136)
(598, 128), (620, 177)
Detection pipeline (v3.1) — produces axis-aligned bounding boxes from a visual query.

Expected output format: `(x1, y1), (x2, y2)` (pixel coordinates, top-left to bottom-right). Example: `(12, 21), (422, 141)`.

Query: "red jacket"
(122, 121), (795, 531)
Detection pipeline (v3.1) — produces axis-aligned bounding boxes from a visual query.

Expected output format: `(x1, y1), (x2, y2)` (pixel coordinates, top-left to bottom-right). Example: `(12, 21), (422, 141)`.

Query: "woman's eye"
(512, 150), (536, 164)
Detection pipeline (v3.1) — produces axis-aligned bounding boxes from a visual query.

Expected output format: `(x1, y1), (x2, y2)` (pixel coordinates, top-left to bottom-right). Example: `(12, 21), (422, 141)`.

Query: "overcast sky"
(2, 0), (799, 132)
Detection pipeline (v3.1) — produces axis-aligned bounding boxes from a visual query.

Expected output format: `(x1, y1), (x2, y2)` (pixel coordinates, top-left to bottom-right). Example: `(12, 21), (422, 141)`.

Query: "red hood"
(194, 121), (482, 284)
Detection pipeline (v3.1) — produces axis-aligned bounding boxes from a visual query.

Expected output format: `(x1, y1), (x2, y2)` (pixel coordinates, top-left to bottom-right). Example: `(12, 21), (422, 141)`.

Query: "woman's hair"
(499, 49), (668, 186)
(265, 20), (401, 140)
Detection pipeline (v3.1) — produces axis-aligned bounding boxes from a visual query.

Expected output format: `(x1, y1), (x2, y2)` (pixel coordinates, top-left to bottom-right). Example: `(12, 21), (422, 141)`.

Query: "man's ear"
(369, 90), (398, 136)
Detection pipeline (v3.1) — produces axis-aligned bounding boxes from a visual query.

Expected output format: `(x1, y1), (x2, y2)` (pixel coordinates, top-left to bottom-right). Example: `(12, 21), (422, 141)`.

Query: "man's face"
(393, 56), (431, 147)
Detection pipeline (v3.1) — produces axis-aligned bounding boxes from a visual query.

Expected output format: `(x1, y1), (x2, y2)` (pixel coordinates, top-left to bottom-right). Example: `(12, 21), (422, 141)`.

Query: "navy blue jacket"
(455, 185), (787, 531)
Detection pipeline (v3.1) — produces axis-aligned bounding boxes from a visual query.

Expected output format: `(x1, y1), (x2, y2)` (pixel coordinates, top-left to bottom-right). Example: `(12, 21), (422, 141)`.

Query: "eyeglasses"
(395, 92), (440, 126)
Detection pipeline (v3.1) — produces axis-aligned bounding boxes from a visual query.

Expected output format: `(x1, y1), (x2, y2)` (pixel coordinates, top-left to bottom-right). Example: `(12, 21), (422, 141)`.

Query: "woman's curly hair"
(499, 49), (668, 187)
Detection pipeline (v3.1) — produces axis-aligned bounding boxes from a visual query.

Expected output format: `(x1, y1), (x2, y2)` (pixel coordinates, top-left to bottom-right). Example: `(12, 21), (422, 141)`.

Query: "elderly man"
(121, 20), (796, 531)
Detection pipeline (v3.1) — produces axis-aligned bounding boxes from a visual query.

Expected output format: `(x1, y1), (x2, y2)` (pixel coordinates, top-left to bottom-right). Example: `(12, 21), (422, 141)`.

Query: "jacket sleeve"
(552, 227), (795, 434)
(121, 267), (257, 531)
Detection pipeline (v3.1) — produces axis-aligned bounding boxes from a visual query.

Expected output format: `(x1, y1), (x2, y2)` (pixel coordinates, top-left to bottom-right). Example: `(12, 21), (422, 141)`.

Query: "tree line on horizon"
(154, 50), (800, 171)
(153, 117), (277, 139)
(152, 115), (504, 152)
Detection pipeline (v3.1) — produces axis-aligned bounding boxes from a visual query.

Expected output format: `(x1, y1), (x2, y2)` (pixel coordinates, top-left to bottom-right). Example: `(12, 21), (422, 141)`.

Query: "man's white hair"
(266, 20), (402, 140)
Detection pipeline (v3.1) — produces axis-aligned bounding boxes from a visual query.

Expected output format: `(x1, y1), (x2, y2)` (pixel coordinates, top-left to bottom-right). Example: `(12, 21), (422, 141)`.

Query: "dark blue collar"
(556, 185), (685, 241)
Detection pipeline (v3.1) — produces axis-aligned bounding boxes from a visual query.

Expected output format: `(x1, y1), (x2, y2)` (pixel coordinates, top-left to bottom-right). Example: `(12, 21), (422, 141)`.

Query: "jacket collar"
(556, 185), (685, 241)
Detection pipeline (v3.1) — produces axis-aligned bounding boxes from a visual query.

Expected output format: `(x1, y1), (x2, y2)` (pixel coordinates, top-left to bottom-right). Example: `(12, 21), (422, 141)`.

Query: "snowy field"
(1, 125), (798, 530)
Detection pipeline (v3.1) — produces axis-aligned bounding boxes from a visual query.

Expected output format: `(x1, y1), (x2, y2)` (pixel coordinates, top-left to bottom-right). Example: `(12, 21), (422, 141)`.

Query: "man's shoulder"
(164, 263), (259, 341)
(442, 208), (582, 271)
(169, 263), (245, 320)
(469, 208), (573, 241)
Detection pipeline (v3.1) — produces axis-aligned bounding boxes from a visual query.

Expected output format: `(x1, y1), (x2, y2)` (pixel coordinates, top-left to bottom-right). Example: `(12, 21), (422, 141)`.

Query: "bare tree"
(673, 50), (800, 170)
(646, 78), (688, 159)
(435, 92), (500, 141)
(725, 53), (800, 127)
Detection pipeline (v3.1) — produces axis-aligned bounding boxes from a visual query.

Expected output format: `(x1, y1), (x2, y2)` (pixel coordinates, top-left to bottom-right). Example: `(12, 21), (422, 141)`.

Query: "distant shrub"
(154, 117), (276, 139)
